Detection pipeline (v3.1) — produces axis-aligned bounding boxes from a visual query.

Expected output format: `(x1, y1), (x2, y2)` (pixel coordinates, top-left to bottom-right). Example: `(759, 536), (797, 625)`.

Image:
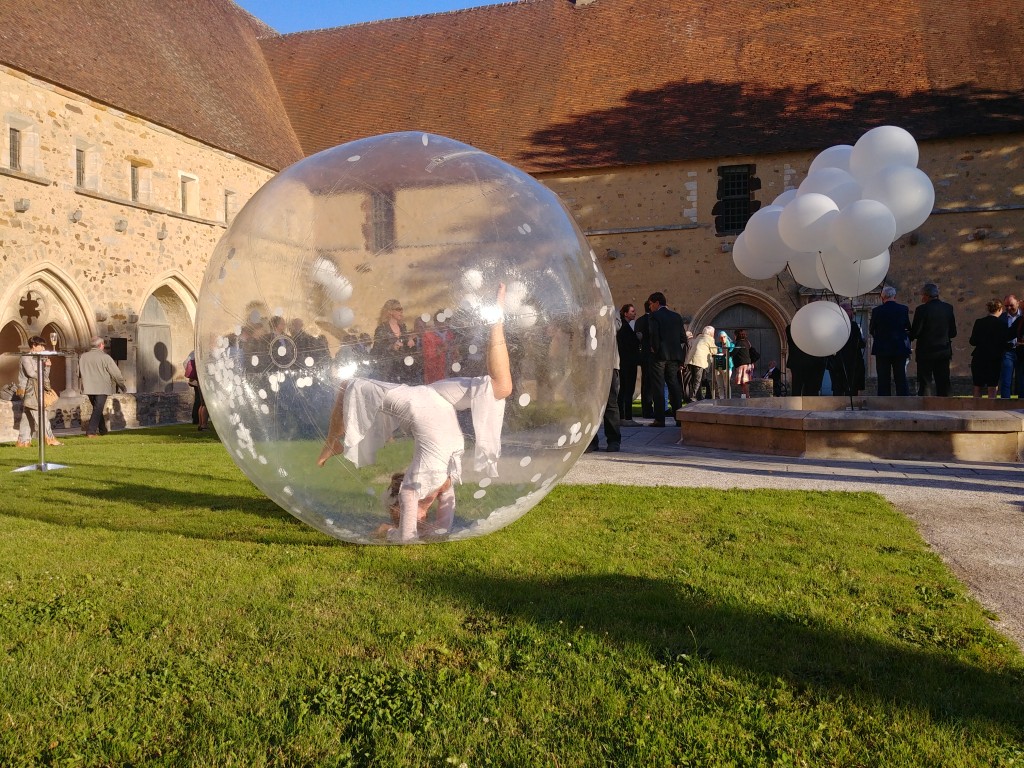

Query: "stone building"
(1, 0), (1022, 430)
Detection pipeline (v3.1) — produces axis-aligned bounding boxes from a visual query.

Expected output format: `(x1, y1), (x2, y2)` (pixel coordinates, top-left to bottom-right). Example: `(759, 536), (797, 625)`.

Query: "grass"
(1, 426), (1022, 766)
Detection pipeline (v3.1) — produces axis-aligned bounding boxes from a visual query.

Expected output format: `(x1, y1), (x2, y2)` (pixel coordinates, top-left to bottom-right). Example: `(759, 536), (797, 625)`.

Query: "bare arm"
(487, 283), (512, 400)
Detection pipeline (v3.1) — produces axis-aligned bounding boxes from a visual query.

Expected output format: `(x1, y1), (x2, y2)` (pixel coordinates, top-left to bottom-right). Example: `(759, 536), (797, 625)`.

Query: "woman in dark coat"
(969, 298), (1006, 398)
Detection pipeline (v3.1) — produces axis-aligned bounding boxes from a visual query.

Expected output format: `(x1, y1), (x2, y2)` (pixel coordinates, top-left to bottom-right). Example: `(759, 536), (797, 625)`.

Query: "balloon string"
(817, 252), (857, 411)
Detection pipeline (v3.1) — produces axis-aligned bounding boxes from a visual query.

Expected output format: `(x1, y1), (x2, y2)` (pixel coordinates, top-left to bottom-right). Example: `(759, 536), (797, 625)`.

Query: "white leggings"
(396, 484), (456, 541)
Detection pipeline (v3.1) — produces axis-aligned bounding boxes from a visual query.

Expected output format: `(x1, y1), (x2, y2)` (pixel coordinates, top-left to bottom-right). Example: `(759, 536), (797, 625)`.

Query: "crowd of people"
(612, 280), (1024, 420)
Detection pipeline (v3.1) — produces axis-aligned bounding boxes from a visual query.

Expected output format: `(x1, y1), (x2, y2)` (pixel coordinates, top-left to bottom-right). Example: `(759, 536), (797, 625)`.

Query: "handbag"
(43, 388), (59, 409)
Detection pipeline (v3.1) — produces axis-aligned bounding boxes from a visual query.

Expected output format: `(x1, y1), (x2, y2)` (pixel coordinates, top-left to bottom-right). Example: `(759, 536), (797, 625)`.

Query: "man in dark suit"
(910, 282), (958, 396)
(634, 301), (655, 418)
(644, 291), (687, 426)
(869, 285), (912, 396)
(616, 303), (640, 424)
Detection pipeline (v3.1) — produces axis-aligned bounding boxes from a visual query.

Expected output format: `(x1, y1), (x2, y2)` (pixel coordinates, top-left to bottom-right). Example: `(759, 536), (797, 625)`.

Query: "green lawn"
(1, 426), (1022, 766)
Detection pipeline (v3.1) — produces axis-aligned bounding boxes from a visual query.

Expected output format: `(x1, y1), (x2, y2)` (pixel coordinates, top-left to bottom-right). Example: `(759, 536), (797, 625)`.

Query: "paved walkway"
(564, 419), (1024, 649)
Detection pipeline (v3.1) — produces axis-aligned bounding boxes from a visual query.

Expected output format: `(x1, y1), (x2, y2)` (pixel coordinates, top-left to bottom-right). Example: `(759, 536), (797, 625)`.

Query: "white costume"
(341, 375), (507, 540)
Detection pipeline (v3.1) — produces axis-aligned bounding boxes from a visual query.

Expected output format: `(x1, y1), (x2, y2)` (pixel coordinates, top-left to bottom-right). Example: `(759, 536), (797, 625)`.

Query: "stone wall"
(1, 391), (193, 442)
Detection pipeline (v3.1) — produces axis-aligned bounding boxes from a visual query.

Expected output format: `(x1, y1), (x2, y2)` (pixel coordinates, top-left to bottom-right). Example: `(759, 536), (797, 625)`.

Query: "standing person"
(644, 291), (687, 427)
(421, 311), (455, 384)
(373, 298), (415, 383)
(829, 302), (866, 396)
(716, 330), (734, 398)
(15, 336), (61, 448)
(616, 303), (640, 424)
(730, 329), (755, 398)
(869, 286), (912, 396)
(185, 351), (209, 431)
(634, 301), (655, 418)
(910, 282), (958, 396)
(998, 294), (1023, 398)
(79, 336), (127, 437)
(970, 298), (1006, 398)
(785, 323), (826, 396)
(683, 325), (717, 403)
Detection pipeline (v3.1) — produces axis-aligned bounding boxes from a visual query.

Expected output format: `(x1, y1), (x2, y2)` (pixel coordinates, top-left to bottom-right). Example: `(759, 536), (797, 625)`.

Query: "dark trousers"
(682, 363), (705, 402)
(618, 364), (638, 419)
(589, 369), (622, 450)
(649, 359), (683, 423)
(917, 357), (951, 396)
(87, 393), (108, 435)
(875, 355), (909, 396)
(789, 366), (825, 396)
(640, 359), (655, 417)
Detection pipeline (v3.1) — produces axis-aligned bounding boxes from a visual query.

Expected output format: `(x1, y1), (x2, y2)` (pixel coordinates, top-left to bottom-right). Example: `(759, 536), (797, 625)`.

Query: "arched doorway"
(137, 285), (194, 392)
(40, 322), (67, 395)
(0, 321), (26, 387)
(694, 288), (790, 378)
(709, 303), (780, 375)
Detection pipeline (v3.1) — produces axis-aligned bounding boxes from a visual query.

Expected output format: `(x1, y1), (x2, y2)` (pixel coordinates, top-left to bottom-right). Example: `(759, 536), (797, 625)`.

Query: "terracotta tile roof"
(260, 0), (1024, 173)
(0, 0), (302, 171)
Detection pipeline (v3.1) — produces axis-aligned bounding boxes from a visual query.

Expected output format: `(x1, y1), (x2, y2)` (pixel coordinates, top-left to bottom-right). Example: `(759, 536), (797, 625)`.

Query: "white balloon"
(733, 232), (785, 280)
(861, 165), (935, 236)
(797, 167), (862, 210)
(740, 205), (794, 271)
(816, 249), (891, 297)
(332, 306), (355, 328)
(808, 144), (854, 175)
(830, 199), (898, 261)
(787, 251), (828, 289)
(791, 301), (851, 357)
(779, 193), (839, 254)
(772, 188), (798, 206)
(849, 125), (919, 182)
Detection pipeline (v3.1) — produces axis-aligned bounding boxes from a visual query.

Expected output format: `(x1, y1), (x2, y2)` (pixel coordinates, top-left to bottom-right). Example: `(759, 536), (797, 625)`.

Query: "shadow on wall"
(520, 80), (1024, 170)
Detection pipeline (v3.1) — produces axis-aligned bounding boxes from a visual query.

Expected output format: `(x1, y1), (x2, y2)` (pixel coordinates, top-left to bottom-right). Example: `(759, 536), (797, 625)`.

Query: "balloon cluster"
(733, 125), (935, 357)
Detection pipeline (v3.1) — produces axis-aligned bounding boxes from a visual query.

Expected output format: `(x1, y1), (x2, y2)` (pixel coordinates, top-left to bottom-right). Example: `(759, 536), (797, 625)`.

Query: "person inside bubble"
(317, 283), (512, 542)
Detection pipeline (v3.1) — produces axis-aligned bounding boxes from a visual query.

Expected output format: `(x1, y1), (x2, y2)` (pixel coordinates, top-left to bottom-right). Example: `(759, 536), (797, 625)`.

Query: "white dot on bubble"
(260, 404), (269, 414)
(479, 477), (491, 488)
(523, 223), (532, 233)
(518, 393), (531, 407)
(251, 355), (259, 366)
(519, 456), (532, 468)
(436, 312), (446, 322)
(278, 468), (288, 477)
(404, 356), (414, 366)
(283, 486), (293, 495)
(557, 435), (567, 447)
(468, 344), (478, 354)
(474, 490), (487, 499)
(600, 306), (608, 316)
(347, 155), (360, 162)
(571, 422), (582, 433)
(589, 325), (597, 338)
(258, 389), (267, 399)
(304, 356), (314, 367)
(586, 422), (593, 434)
(451, 362), (461, 372)
(422, 134), (429, 145)
(563, 452), (572, 462)
(531, 473), (542, 483)
(277, 345), (287, 357)
(258, 456), (267, 465)
(591, 338), (598, 350)
(421, 312), (431, 323)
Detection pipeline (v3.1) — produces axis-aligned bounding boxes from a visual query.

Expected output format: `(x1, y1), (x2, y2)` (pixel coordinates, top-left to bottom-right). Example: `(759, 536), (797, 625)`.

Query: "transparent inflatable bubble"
(197, 132), (614, 544)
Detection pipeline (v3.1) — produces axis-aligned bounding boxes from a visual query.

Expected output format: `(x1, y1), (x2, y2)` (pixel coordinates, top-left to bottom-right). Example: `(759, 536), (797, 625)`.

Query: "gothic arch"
(139, 271), (199, 323)
(136, 272), (199, 392)
(0, 261), (94, 349)
(691, 286), (793, 358)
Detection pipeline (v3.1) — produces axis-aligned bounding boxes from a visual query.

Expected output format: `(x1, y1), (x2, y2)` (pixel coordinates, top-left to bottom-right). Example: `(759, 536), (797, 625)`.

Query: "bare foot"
(317, 438), (342, 467)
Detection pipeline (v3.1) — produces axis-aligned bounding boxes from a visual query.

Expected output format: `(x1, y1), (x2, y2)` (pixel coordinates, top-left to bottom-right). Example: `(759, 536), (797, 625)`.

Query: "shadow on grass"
(418, 571), (1024, 734)
(9, 477), (340, 547)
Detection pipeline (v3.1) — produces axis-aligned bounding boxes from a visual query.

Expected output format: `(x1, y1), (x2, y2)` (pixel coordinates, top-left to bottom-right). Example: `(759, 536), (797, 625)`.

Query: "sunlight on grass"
(1, 426), (1022, 766)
